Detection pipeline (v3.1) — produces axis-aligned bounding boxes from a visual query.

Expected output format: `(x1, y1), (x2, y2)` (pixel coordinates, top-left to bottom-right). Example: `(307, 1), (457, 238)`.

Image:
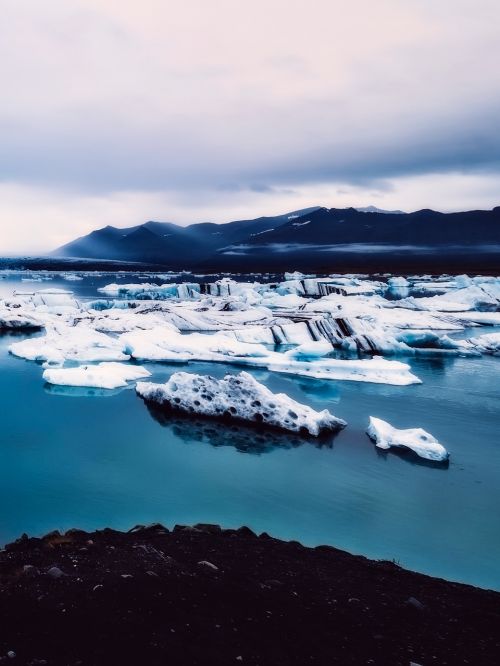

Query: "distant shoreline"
(1, 254), (500, 275)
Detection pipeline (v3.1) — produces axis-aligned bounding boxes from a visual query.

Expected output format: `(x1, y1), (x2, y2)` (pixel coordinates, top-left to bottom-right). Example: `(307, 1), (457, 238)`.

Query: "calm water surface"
(1, 272), (499, 590)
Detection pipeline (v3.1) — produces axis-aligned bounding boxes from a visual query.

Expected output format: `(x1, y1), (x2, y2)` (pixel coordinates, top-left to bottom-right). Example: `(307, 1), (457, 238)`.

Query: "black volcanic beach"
(0, 524), (498, 665)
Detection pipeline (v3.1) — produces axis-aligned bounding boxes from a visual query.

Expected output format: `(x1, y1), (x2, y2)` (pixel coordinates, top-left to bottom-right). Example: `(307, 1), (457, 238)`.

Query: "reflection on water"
(278, 375), (342, 403)
(43, 383), (127, 399)
(144, 403), (335, 455)
(371, 442), (450, 469)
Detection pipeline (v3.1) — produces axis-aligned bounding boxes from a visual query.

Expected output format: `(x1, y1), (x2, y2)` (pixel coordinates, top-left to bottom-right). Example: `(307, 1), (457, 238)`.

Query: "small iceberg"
(0, 309), (44, 330)
(43, 362), (151, 389)
(137, 370), (347, 437)
(366, 417), (449, 462)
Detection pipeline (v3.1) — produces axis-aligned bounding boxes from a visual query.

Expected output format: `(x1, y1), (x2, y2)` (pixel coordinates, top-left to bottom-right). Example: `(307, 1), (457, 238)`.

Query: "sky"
(1, 0), (499, 253)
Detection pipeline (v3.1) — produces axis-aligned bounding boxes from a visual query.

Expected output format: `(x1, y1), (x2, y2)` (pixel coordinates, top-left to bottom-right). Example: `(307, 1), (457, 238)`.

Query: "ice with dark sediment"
(2, 273), (500, 385)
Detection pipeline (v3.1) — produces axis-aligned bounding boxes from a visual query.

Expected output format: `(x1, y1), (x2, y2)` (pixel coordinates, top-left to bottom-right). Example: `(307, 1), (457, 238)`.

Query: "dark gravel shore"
(0, 524), (498, 665)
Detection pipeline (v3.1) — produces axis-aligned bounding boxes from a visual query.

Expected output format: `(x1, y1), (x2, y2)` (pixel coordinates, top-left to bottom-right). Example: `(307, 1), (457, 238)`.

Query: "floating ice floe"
(121, 327), (421, 385)
(82, 310), (180, 334)
(0, 309), (44, 330)
(9, 324), (129, 366)
(366, 417), (449, 462)
(387, 276), (410, 287)
(136, 370), (347, 436)
(399, 284), (500, 312)
(264, 355), (420, 385)
(43, 362), (151, 389)
(462, 331), (500, 355)
(98, 282), (201, 300)
(12, 288), (80, 313)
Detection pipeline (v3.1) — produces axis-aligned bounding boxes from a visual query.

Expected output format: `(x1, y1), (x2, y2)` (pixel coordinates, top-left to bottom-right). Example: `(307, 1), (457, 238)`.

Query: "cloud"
(0, 0), (499, 250)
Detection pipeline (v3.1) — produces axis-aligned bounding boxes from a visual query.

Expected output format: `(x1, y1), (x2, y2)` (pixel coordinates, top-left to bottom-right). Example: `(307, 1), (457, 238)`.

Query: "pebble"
(406, 597), (425, 611)
(264, 579), (283, 587)
(7, 651), (16, 659)
(197, 560), (219, 572)
(47, 567), (64, 579)
(22, 565), (38, 577)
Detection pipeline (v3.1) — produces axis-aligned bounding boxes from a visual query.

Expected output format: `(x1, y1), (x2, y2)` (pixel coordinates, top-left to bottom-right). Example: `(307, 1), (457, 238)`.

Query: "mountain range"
(53, 205), (500, 272)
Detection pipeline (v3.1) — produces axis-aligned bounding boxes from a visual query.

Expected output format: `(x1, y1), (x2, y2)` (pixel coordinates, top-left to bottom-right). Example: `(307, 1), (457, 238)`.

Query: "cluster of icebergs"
(2, 271), (499, 461)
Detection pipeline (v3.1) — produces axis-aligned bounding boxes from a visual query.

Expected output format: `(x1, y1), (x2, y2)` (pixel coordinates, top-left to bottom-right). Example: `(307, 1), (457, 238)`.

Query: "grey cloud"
(0, 0), (499, 200)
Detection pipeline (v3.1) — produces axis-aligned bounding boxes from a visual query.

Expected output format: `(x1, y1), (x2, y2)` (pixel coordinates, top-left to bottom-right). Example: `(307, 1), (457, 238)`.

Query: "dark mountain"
(53, 205), (500, 272)
(236, 206), (500, 246)
(53, 207), (320, 267)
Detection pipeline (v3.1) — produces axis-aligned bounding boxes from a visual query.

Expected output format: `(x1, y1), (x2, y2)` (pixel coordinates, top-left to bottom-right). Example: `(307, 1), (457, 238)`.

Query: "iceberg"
(121, 327), (421, 385)
(387, 276), (409, 287)
(14, 288), (80, 312)
(43, 362), (151, 389)
(265, 356), (421, 385)
(283, 340), (333, 359)
(0, 309), (44, 330)
(136, 370), (347, 436)
(366, 417), (449, 462)
(400, 285), (500, 312)
(467, 331), (500, 355)
(9, 324), (129, 366)
(98, 282), (201, 300)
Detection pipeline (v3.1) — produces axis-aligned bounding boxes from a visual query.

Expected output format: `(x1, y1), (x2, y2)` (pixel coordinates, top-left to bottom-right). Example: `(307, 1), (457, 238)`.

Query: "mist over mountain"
(53, 205), (500, 272)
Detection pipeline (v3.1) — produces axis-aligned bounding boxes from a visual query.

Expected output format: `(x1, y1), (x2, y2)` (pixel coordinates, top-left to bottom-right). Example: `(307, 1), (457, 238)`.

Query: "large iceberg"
(366, 416), (449, 462)
(122, 327), (421, 385)
(43, 362), (151, 389)
(137, 370), (347, 436)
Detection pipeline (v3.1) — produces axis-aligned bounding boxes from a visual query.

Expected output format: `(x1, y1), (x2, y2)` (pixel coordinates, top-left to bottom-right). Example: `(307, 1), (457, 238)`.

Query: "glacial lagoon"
(1, 271), (499, 590)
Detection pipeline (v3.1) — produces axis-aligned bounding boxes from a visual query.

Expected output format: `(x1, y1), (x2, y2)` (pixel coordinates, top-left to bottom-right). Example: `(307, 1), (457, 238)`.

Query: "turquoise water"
(1, 273), (500, 590)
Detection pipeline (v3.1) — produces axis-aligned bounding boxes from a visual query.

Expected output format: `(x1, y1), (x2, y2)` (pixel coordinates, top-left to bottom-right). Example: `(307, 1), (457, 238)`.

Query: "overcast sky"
(1, 0), (499, 253)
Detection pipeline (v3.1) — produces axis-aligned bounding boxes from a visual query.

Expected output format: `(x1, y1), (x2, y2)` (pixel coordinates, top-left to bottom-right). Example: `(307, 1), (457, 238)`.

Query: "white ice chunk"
(18, 288), (80, 311)
(121, 328), (270, 363)
(9, 324), (129, 365)
(266, 356), (421, 385)
(122, 327), (421, 384)
(284, 340), (333, 359)
(387, 276), (409, 287)
(136, 370), (346, 436)
(0, 309), (44, 330)
(366, 416), (449, 461)
(98, 282), (201, 300)
(467, 331), (500, 355)
(401, 285), (500, 312)
(43, 362), (151, 389)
